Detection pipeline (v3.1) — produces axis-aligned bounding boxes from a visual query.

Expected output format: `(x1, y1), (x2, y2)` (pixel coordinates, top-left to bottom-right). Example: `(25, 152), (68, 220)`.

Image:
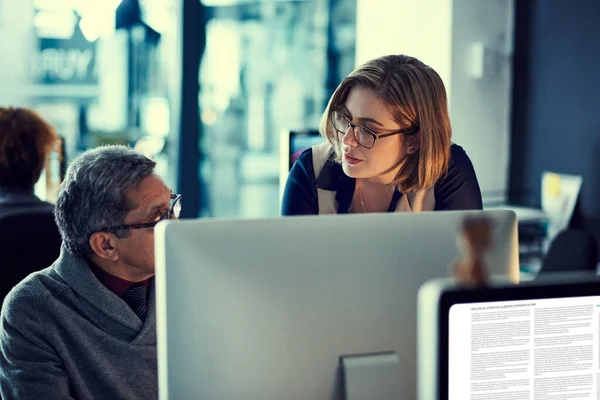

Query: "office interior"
(1, 0), (600, 398)
(5, 0), (596, 269)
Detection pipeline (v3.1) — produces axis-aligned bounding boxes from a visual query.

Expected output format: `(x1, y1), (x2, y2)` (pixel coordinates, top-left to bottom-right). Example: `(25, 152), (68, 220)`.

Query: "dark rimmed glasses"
(101, 193), (181, 233)
(331, 110), (419, 149)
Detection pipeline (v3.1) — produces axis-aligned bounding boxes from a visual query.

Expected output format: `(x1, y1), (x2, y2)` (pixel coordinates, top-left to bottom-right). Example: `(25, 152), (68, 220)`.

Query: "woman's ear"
(406, 131), (421, 155)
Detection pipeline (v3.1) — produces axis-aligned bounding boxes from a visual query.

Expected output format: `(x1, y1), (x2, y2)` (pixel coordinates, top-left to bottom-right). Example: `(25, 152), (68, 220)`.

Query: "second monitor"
(419, 273), (600, 400)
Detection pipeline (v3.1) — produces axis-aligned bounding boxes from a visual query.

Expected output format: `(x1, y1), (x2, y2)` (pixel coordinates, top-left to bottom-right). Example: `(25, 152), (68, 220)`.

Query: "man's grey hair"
(54, 145), (157, 257)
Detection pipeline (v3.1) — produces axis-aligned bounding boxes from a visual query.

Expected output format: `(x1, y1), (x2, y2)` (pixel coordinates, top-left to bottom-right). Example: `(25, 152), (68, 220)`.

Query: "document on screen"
(449, 296), (600, 400)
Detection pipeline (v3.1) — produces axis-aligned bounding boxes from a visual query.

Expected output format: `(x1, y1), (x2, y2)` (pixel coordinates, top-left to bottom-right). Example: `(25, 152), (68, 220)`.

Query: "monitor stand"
(339, 352), (406, 400)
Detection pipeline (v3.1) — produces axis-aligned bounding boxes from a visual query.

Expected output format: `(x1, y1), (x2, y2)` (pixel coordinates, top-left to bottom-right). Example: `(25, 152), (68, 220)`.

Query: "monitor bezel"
(437, 278), (600, 400)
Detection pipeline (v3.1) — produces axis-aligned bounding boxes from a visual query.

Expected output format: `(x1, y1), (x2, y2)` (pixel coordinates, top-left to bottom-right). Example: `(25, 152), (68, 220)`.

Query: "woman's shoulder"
(438, 143), (477, 184)
(282, 147), (318, 215)
(448, 143), (473, 168)
(286, 147), (316, 189)
(292, 141), (335, 174)
(291, 147), (314, 173)
(433, 143), (482, 210)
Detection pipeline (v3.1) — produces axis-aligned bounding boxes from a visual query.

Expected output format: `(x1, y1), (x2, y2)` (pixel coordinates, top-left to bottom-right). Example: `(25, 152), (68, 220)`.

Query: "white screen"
(449, 296), (600, 399)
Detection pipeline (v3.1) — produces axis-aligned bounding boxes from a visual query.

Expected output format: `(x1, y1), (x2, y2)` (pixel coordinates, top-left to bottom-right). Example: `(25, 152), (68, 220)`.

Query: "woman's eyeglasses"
(331, 110), (418, 149)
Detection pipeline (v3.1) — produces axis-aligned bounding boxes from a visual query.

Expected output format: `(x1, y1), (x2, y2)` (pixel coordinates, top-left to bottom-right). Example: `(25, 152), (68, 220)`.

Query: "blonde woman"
(282, 54), (482, 215)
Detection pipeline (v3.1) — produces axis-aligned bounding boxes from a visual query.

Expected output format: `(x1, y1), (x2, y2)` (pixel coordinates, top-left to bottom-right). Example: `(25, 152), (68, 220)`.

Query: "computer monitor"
(279, 129), (324, 198)
(418, 273), (600, 400)
(155, 210), (519, 399)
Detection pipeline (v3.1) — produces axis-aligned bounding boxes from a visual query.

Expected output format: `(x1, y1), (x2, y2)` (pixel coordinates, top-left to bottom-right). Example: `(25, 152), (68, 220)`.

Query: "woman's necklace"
(358, 185), (396, 213)
(359, 188), (367, 213)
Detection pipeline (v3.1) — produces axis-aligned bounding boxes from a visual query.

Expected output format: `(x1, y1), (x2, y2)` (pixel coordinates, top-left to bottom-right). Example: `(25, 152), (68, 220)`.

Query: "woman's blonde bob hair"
(320, 54), (451, 193)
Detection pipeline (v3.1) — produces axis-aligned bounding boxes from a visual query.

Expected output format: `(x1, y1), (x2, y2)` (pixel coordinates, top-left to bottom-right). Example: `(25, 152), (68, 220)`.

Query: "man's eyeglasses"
(102, 194), (182, 233)
(331, 110), (419, 149)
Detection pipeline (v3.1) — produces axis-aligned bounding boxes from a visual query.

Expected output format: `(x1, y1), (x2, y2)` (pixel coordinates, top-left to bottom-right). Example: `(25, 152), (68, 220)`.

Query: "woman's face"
(336, 86), (407, 183)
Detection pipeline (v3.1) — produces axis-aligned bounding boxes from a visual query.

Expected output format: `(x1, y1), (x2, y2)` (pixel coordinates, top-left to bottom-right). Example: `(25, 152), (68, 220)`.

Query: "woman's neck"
(357, 177), (394, 191)
(352, 179), (396, 213)
(363, 156), (406, 186)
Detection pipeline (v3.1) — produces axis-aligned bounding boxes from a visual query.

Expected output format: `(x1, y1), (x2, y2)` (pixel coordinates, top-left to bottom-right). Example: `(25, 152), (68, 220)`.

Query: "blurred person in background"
(0, 107), (58, 217)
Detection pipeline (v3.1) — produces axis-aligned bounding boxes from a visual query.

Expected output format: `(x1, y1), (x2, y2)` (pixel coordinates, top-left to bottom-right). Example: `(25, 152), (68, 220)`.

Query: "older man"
(0, 145), (180, 399)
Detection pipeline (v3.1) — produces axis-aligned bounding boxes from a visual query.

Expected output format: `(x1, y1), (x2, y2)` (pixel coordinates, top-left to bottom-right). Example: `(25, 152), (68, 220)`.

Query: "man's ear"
(406, 131), (421, 155)
(89, 232), (120, 262)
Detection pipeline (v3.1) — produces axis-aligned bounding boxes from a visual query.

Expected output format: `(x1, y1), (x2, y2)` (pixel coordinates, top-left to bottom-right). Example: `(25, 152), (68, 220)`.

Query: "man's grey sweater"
(0, 247), (158, 399)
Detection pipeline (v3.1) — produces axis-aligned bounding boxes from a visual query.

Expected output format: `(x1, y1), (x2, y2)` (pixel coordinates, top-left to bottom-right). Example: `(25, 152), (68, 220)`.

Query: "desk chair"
(0, 209), (62, 303)
(537, 229), (597, 275)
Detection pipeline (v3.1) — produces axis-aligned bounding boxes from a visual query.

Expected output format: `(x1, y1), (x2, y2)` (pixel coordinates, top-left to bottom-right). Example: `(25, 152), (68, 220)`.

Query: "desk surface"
(485, 205), (547, 223)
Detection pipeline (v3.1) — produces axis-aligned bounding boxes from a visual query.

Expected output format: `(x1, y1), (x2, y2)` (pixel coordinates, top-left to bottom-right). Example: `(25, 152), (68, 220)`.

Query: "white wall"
(0, 0), (34, 106)
(355, 0), (514, 202)
(450, 0), (514, 202)
(355, 0), (453, 95)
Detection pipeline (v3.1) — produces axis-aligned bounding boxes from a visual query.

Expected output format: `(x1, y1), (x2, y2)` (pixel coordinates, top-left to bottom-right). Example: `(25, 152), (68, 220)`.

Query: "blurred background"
(2, 0), (599, 269)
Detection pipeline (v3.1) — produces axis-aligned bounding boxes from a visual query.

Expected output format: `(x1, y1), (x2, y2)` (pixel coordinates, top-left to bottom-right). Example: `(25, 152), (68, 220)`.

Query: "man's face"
(115, 173), (172, 278)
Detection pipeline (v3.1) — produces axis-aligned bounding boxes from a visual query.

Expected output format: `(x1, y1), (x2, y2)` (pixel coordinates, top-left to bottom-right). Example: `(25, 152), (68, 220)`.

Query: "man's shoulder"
(2, 267), (66, 322)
